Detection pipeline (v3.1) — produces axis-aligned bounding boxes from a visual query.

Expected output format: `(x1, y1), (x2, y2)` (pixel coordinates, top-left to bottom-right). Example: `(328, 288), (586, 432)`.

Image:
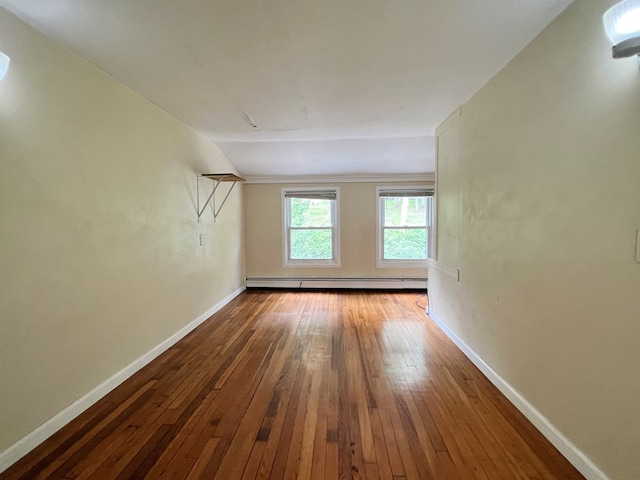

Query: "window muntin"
(378, 187), (432, 267)
(283, 188), (340, 266)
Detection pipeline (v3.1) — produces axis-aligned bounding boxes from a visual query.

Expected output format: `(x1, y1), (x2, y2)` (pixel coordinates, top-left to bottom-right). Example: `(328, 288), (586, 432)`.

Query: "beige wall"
(435, 110), (462, 268)
(0, 9), (244, 453)
(245, 182), (430, 277)
(429, 1), (640, 479)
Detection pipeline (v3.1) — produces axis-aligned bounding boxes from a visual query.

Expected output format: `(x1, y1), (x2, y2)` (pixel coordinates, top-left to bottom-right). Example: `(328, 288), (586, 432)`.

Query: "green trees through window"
(289, 198), (333, 259)
(284, 189), (339, 265)
(383, 228), (427, 259)
(380, 193), (430, 263)
(283, 187), (430, 267)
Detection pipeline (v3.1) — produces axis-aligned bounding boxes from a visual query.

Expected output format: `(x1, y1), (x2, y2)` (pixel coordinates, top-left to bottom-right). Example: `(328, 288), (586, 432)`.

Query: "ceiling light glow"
(603, 0), (640, 58)
(616, 8), (640, 34)
(0, 52), (9, 81)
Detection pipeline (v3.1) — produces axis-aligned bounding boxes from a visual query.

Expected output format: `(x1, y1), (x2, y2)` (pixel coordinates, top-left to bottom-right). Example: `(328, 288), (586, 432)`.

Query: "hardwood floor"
(1, 291), (584, 479)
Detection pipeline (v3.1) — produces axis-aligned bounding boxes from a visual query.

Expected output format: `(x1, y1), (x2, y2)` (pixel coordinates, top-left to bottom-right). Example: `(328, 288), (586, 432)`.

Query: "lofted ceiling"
(0, 0), (573, 178)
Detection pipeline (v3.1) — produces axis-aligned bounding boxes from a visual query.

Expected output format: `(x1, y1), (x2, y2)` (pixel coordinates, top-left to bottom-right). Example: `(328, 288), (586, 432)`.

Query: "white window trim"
(376, 186), (431, 268)
(282, 186), (341, 268)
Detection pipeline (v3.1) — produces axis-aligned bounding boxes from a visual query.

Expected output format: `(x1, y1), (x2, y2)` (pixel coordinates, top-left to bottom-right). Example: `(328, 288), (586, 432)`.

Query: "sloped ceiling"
(0, 0), (573, 178)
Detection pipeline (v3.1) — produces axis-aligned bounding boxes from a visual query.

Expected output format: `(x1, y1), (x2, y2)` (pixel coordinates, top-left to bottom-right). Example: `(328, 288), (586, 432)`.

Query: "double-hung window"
(282, 187), (340, 267)
(377, 186), (433, 267)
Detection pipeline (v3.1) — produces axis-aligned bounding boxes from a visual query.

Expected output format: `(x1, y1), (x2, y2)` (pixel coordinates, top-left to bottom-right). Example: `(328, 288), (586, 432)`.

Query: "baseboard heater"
(245, 276), (427, 290)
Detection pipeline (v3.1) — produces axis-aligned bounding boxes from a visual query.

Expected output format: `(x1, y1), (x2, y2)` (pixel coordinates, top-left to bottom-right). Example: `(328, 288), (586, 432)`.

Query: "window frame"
(376, 186), (432, 268)
(282, 186), (341, 267)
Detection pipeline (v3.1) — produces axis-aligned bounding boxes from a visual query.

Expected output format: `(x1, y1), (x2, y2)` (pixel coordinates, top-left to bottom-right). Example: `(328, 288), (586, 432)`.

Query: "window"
(282, 187), (340, 266)
(377, 186), (433, 267)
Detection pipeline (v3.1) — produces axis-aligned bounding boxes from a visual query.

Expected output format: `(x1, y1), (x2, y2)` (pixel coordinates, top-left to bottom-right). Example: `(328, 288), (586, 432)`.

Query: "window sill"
(376, 260), (428, 269)
(284, 260), (341, 268)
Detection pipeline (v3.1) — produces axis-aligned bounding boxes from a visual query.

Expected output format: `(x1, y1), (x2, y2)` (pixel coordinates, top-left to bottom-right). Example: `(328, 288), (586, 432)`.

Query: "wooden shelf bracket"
(197, 173), (245, 222)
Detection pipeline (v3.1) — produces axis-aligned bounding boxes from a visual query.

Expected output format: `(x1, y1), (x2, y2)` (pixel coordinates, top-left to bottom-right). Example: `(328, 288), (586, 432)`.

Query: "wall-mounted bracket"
(197, 173), (245, 222)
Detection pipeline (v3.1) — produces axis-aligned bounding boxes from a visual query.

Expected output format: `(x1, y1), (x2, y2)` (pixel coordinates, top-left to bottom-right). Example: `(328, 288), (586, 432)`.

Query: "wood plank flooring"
(1, 291), (584, 479)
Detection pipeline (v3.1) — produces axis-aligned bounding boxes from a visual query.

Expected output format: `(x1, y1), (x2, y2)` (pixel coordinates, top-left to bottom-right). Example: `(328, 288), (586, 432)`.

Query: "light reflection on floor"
(381, 319), (428, 390)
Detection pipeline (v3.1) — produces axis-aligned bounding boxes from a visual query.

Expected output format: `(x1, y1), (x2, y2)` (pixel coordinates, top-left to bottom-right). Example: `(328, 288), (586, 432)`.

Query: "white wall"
(429, 1), (640, 479)
(0, 7), (244, 459)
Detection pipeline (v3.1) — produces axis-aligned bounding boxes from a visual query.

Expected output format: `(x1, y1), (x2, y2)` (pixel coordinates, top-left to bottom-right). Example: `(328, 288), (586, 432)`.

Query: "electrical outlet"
(636, 229), (640, 264)
(199, 234), (205, 246)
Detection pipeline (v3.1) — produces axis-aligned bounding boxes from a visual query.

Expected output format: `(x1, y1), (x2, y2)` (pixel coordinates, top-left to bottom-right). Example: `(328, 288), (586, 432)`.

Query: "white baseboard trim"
(426, 307), (609, 480)
(0, 285), (246, 474)
(245, 276), (427, 290)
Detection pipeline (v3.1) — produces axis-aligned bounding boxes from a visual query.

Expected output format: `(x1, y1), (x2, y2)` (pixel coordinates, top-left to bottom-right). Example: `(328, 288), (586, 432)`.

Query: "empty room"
(1, 0), (638, 479)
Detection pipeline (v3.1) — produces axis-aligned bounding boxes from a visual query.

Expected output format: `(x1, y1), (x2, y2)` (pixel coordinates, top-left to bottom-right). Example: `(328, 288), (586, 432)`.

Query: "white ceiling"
(0, 0), (572, 178)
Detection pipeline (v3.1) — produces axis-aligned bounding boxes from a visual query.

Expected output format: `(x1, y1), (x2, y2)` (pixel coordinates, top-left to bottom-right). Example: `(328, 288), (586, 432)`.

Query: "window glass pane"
(290, 229), (333, 259)
(290, 198), (332, 227)
(383, 229), (427, 260)
(383, 197), (427, 227)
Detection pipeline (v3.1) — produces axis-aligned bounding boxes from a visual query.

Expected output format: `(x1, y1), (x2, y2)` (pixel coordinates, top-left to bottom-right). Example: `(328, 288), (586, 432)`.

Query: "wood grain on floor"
(1, 291), (584, 479)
